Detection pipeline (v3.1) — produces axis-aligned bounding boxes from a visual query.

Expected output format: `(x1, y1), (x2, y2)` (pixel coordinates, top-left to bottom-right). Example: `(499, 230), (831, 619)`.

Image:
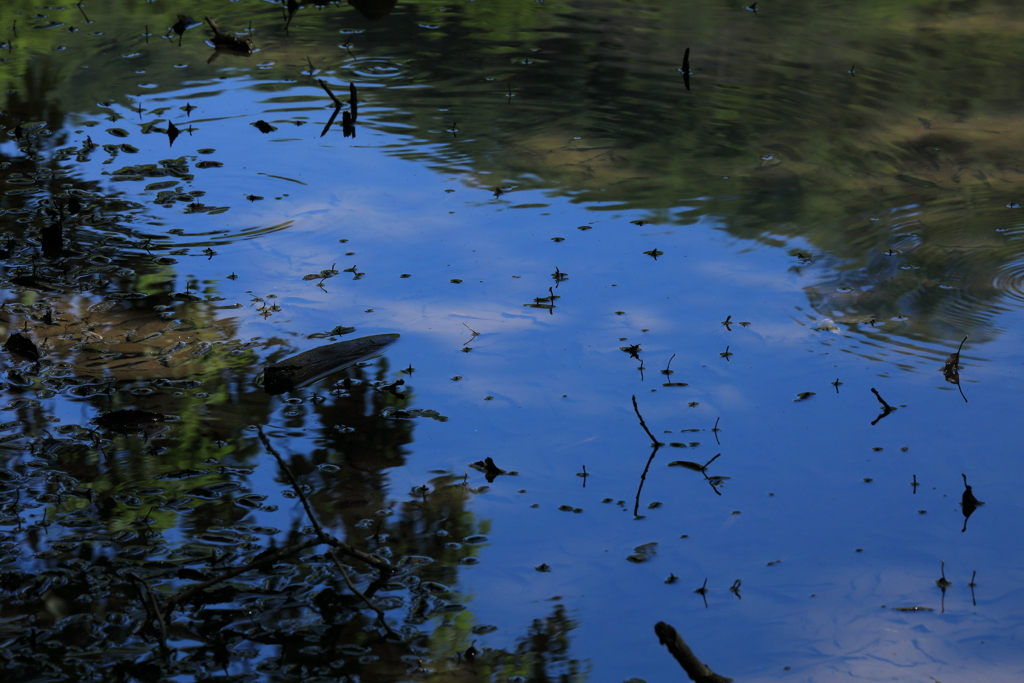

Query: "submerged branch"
(164, 429), (396, 625)
(165, 537), (321, 609)
(258, 425), (324, 537)
(329, 549), (396, 636)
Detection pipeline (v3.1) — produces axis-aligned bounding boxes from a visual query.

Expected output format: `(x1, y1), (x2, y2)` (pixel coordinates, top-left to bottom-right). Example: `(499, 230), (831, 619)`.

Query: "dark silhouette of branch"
(870, 388), (896, 425)
(654, 622), (733, 682)
(632, 395), (663, 446)
(130, 574), (170, 656)
(258, 425), (325, 537)
(259, 426), (396, 635)
(633, 445), (659, 516)
(329, 549), (394, 635)
(165, 537), (321, 609)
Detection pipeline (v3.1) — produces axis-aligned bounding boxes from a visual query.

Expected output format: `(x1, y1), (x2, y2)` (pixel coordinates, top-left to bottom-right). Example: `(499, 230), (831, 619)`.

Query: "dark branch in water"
(130, 574), (170, 657)
(654, 622), (733, 682)
(634, 444), (659, 516)
(870, 387), (892, 410)
(632, 395), (663, 447)
(165, 536), (321, 609)
(258, 425), (324, 537)
(318, 79), (342, 107)
(631, 395), (664, 515)
(328, 549), (394, 636)
(258, 425), (395, 634)
(870, 388), (896, 425)
(154, 428), (401, 632)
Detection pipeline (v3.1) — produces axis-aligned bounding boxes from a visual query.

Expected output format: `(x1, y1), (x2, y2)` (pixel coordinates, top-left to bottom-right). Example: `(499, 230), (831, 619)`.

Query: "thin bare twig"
(166, 537), (321, 608)
(870, 387), (893, 411)
(130, 574), (171, 656)
(317, 79), (342, 107)
(631, 395), (663, 446)
(329, 549), (396, 637)
(258, 425), (324, 537)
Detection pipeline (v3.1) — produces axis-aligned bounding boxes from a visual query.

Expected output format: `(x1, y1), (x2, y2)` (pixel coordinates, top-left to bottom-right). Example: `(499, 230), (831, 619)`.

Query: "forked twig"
(258, 425), (324, 537)
(131, 574), (171, 656)
(166, 537), (321, 608)
(329, 549), (395, 636)
(258, 426), (395, 634)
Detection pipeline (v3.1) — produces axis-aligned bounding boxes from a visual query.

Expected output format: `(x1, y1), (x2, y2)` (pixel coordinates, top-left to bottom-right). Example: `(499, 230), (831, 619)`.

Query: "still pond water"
(2, 0), (1024, 681)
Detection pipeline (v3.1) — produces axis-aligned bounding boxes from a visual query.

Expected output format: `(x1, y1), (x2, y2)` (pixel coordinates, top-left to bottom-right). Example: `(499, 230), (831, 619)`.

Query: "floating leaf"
(253, 120), (277, 133)
(942, 336), (968, 402)
(627, 542), (658, 563)
(794, 392), (815, 401)
(961, 473), (984, 532)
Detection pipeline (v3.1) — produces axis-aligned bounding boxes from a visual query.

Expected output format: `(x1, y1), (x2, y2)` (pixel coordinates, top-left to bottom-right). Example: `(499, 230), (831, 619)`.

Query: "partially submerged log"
(263, 333), (399, 395)
(654, 622), (733, 683)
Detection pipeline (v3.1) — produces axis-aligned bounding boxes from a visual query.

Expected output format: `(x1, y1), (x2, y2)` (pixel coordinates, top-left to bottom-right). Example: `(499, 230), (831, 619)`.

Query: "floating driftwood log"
(262, 333), (399, 395)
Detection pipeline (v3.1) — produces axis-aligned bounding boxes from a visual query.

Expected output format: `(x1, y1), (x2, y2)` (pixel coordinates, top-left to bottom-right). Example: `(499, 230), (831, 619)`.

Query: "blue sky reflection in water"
(2, 0), (1024, 681)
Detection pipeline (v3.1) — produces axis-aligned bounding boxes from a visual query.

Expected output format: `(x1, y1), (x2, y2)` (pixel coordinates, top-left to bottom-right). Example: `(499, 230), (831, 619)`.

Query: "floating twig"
(318, 79), (342, 107)
(870, 387), (896, 425)
(936, 560), (951, 612)
(462, 322), (479, 345)
(631, 395), (662, 447)
(694, 579), (709, 608)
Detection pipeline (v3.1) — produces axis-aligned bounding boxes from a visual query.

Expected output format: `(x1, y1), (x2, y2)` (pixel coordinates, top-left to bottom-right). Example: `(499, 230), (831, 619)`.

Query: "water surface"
(2, 1), (1024, 681)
